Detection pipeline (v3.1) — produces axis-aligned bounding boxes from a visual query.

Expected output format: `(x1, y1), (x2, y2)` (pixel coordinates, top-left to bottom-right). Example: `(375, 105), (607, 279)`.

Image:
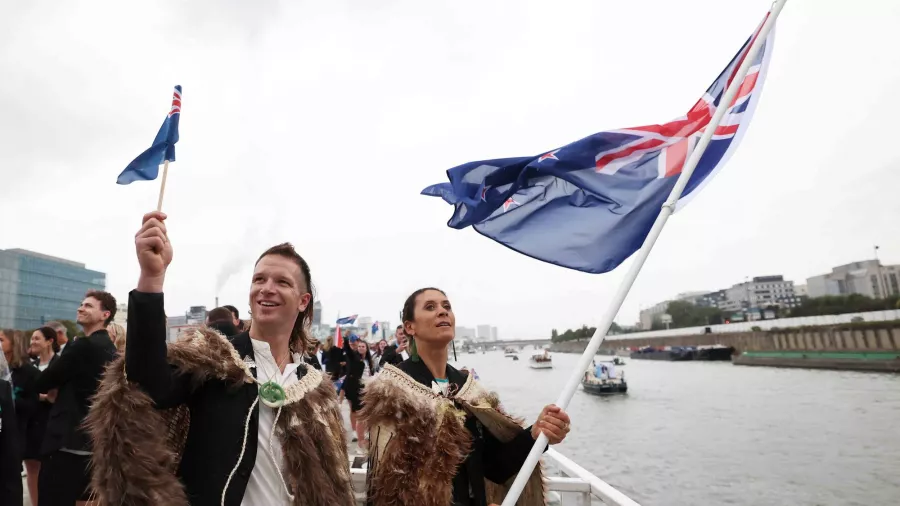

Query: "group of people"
(2, 209), (573, 506)
(0, 291), (122, 505)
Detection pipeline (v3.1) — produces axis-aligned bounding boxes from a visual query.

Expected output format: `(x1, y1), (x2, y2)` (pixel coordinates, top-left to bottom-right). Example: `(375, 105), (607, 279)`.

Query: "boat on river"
(504, 346), (518, 358)
(630, 345), (734, 361)
(581, 362), (628, 396)
(529, 350), (553, 369)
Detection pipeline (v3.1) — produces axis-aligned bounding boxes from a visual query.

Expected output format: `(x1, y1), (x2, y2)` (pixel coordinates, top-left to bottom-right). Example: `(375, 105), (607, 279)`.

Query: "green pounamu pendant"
(259, 380), (286, 408)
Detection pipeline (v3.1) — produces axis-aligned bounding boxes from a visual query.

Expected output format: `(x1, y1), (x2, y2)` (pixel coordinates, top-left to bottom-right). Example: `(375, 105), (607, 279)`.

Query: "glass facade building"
(0, 249), (106, 330)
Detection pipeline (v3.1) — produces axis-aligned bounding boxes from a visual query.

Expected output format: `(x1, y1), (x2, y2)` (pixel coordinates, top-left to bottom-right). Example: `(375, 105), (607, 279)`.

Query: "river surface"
(451, 350), (900, 506)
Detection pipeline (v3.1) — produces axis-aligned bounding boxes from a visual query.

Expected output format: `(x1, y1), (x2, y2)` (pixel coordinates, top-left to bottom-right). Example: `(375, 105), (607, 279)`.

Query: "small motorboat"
(581, 362), (627, 396)
(504, 346), (518, 358)
(612, 357), (626, 366)
(529, 350), (553, 369)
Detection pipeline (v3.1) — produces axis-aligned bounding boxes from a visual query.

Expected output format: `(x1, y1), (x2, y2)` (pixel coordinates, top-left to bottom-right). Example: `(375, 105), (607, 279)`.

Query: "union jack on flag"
(423, 10), (777, 274)
(117, 85), (183, 185)
(593, 12), (772, 190)
(169, 86), (182, 117)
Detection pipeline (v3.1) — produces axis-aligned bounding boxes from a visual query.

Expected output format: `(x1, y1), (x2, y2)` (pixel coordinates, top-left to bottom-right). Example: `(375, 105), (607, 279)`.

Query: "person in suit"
(0, 354), (24, 506)
(378, 326), (407, 368)
(1, 328), (41, 505)
(36, 291), (118, 506)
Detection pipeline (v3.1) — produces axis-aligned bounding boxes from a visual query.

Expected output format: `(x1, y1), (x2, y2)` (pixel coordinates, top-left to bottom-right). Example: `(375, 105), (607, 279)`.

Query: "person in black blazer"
(1, 328), (41, 504)
(36, 291), (118, 506)
(0, 376), (24, 506)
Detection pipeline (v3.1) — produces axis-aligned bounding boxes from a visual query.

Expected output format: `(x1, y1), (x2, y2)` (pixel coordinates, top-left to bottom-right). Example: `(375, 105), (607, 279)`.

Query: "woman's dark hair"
(357, 340), (375, 375)
(37, 326), (59, 353)
(255, 242), (315, 355)
(401, 287), (446, 325)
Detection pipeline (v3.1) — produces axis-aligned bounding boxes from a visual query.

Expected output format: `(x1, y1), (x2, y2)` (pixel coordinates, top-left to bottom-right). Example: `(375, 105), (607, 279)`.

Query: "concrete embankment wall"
(550, 326), (900, 372)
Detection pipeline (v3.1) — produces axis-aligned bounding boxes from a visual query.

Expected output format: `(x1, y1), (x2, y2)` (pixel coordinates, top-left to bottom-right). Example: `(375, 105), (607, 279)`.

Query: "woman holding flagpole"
(359, 287), (571, 506)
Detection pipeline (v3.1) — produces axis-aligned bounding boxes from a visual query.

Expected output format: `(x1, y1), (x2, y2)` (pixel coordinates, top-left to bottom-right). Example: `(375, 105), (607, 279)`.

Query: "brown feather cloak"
(84, 328), (354, 506)
(359, 364), (546, 506)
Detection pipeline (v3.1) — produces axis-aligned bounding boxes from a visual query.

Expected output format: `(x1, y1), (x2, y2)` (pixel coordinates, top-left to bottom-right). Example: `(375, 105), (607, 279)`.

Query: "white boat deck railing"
(348, 448), (640, 506)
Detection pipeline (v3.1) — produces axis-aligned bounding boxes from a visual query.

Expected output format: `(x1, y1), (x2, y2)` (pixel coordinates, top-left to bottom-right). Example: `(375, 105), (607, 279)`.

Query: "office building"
(720, 275), (800, 313)
(455, 326), (476, 340)
(114, 303), (128, 327)
(639, 300), (671, 330)
(185, 305), (207, 325)
(357, 316), (374, 337)
(807, 260), (900, 299)
(0, 248), (106, 329)
(476, 324), (496, 341)
(312, 301), (322, 326)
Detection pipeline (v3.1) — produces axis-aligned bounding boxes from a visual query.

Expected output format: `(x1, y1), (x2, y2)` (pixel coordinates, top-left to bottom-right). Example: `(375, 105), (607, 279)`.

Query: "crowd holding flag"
(116, 85), (182, 185)
(422, 11), (775, 274)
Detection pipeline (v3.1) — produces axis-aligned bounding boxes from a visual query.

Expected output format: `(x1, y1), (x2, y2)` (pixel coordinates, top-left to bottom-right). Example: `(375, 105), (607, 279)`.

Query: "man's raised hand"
(135, 211), (173, 293)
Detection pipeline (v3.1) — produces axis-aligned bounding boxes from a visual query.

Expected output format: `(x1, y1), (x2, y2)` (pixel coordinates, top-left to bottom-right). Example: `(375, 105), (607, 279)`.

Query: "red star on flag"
(503, 197), (519, 212)
(538, 149), (560, 162)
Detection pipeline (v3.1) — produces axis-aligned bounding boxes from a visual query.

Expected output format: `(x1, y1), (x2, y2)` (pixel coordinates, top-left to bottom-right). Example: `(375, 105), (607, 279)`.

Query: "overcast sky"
(2, 0), (898, 339)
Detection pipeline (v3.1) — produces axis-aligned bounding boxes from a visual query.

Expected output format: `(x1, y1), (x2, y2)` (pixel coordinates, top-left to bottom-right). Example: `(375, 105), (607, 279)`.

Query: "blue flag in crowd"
(372, 322), (380, 335)
(422, 13), (775, 274)
(336, 314), (358, 325)
(117, 85), (182, 185)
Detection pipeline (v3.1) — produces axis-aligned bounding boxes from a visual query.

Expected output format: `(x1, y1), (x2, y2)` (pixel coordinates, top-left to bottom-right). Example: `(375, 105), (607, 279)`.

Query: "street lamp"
(874, 245), (888, 299)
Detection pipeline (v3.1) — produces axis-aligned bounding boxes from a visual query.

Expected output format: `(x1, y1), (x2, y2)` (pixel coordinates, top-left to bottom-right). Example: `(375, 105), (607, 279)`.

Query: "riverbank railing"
(349, 448), (641, 506)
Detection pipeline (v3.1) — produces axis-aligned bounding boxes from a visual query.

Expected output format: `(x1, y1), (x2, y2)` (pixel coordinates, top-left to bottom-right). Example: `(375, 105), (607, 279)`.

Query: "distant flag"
(336, 314), (358, 325)
(334, 324), (343, 349)
(117, 85), (182, 185)
(421, 12), (775, 274)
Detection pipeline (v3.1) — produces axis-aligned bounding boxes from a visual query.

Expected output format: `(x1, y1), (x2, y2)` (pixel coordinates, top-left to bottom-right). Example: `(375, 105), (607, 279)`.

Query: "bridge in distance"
(465, 339), (552, 348)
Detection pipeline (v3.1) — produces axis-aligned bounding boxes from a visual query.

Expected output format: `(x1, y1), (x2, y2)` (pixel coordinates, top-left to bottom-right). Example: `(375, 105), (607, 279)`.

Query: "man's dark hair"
(208, 320), (239, 338)
(207, 307), (235, 324)
(85, 290), (118, 326)
(223, 305), (240, 320)
(255, 243), (315, 354)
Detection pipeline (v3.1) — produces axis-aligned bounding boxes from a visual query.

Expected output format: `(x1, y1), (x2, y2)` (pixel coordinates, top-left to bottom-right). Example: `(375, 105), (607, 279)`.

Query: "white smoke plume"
(214, 213), (284, 296)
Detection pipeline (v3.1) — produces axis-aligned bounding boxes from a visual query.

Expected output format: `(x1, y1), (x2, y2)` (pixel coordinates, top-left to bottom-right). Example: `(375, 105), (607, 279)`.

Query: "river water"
(452, 350), (900, 506)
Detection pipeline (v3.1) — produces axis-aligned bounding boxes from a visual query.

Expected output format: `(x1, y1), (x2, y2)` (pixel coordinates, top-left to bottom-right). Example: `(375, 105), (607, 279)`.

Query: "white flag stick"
(500, 2), (787, 504)
(156, 159), (171, 212)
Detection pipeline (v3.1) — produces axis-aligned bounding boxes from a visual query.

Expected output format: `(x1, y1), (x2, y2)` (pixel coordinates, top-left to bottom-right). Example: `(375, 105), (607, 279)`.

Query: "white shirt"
(241, 339), (301, 506)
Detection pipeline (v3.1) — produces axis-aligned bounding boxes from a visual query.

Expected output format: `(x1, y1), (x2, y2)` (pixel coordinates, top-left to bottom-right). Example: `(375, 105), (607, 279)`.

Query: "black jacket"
(10, 363), (40, 454)
(397, 360), (543, 506)
(0, 379), (24, 506)
(378, 345), (404, 368)
(303, 353), (322, 370)
(325, 346), (344, 379)
(125, 290), (312, 506)
(36, 330), (117, 454)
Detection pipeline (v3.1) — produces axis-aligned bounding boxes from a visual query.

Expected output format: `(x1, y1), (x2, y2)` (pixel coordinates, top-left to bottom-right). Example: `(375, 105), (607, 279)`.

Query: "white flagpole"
(156, 159), (170, 212)
(500, 2), (787, 504)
